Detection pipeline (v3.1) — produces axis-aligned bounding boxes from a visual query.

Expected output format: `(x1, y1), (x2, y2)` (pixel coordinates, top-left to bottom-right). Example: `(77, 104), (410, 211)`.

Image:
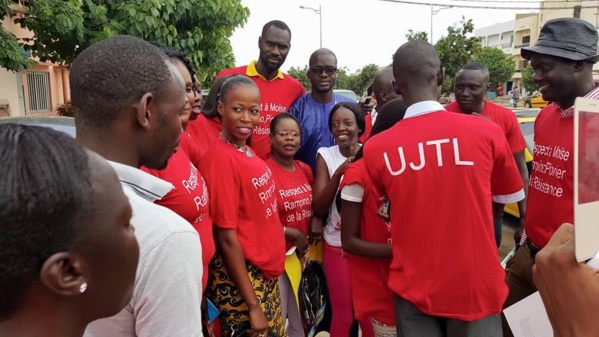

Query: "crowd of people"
(0, 16), (598, 337)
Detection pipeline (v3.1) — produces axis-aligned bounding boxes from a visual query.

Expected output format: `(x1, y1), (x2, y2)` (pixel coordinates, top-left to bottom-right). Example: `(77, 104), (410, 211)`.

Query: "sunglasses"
(310, 67), (338, 76)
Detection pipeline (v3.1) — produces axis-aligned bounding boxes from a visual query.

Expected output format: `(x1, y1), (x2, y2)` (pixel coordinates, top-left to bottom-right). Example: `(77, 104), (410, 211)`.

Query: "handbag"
(299, 259), (329, 337)
(230, 322), (279, 337)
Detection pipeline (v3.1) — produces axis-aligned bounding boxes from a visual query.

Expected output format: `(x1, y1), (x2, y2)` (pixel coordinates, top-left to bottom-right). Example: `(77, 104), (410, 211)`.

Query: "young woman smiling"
(311, 102), (373, 337)
(199, 75), (286, 337)
(265, 113), (313, 337)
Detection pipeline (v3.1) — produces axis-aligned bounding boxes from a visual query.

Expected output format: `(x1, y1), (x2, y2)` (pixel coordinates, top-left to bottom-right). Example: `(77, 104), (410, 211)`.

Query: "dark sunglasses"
(310, 67), (338, 76)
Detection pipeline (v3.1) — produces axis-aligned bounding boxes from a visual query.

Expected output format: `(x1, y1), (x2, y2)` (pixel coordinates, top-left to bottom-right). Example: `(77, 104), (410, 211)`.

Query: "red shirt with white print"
(200, 139), (286, 278)
(364, 101), (524, 321)
(445, 100), (526, 154)
(526, 85), (599, 248)
(141, 146), (214, 290)
(266, 158), (314, 252)
(340, 159), (394, 325)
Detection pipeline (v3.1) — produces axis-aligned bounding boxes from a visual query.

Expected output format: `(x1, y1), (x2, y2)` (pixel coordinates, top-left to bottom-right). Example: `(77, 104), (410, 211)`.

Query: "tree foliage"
(287, 64), (380, 97)
(1, 0), (249, 87)
(435, 17), (482, 93)
(520, 65), (537, 94)
(471, 47), (515, 92)
(406, 29), (429, 42)
(0, 0), (35, 71)
(287, 65), (310, 91)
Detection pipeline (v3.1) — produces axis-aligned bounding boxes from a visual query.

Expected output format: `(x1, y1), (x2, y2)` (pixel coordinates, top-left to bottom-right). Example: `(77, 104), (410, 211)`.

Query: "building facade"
(0, 3), (70, 117)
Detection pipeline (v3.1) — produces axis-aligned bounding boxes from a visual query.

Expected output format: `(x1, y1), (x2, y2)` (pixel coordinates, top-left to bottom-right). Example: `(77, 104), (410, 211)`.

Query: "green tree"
(521, 65), (537, 94)
(335, 66), (354, 90)
(406, 29), (429, 42)
(1, 0), (249, 87)
(435, 17), (482, 93)
(1, 0), (36, 71)
(347, 64), (379, 96)
(471, 47), (515, 93)
(287, 65), (310, 91)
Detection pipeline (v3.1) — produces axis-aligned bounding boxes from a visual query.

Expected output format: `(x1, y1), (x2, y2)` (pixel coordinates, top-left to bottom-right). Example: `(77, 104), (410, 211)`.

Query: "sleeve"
(340, 162), (366, 202)
(341, 184), (365, 202)
(362, 142), (386, 197)
(134, 232), (203, 337)
(180, 136), (202, 168)
(296, 160), (314, 185)
(200, 152), (240, 229)
(490, 127), (526, 204)
(504, 111), (527, 153)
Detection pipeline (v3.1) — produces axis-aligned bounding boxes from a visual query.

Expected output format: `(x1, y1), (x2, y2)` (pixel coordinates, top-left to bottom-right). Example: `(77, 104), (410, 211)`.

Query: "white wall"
(0, 68), (23, 116)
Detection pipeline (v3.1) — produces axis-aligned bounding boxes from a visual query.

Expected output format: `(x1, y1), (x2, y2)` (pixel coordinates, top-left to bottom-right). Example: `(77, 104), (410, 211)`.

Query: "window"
(522, 35), (531, 44)
(26, 71), (51, 113)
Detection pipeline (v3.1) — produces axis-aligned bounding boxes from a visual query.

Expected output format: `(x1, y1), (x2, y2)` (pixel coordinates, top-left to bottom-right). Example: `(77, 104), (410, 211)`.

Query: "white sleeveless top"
(317, 145), (349, 247)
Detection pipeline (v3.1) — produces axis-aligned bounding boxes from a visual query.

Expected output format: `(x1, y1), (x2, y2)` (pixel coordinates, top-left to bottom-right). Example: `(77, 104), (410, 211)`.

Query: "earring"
(79, 282), (88, 294)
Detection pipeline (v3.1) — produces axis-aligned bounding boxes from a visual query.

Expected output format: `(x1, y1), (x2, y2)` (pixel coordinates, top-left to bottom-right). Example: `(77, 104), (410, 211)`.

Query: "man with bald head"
(291, 48), (355, 172)
(360, 66), (403, 141)
(445, 62), (529, 247)
(363, 40), (524, 337)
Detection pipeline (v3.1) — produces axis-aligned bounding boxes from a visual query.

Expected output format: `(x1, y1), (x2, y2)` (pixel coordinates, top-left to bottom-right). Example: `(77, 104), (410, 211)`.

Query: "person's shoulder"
(484, 101), (513, 115)
(444, 101), (461, 113)
(217, 65), (247, 78)
(282, 72), (303, 86)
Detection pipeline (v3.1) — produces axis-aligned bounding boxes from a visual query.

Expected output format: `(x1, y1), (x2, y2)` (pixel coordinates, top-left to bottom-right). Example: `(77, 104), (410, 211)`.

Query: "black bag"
(230, 322), (279, 337)
(299, 259), (329, 337)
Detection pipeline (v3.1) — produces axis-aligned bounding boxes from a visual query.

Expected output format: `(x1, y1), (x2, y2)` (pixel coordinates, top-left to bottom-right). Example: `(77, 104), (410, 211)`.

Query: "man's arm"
(513, 150), (529, 244)
(135, 232), (203, 336)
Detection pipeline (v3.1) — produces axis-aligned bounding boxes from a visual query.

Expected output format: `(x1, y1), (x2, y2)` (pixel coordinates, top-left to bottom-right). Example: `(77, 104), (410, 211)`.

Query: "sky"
(228, 0), (538, 73)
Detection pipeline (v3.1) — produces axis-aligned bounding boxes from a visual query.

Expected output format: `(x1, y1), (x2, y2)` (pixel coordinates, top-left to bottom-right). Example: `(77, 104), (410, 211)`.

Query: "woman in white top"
(312, 102), (373, 337)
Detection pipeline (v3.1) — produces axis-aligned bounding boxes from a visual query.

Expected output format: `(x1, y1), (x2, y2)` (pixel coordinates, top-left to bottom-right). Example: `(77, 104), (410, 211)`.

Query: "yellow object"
(306, 241), (323, 262)
(285, 252), (302, 311)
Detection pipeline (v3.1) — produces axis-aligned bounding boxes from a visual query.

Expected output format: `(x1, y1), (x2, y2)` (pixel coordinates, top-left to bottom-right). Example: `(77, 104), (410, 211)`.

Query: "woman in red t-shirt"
(186, 75), (231, 157)
(265, 113), (314, 337)
(199, 75), (286, 337)
(340, 99), (407, 337)
(141, 45), (215, 291)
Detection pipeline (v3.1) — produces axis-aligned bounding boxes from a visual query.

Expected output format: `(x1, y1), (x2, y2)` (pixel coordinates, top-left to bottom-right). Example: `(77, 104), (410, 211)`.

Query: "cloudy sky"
(229, 0), (538, 73)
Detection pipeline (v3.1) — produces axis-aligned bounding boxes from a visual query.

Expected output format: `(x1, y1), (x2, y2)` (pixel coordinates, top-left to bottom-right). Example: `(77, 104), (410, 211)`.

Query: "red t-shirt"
(200, 139), (286, 278)
(217, 65), (305, 160)
(185, 114), (222, 159)
(445, 100), (526, 154)
(526, 104), (573, 247)
(364, 110), (523, 321)
(141, 145), (214, 290)
(265, 158), (314, 251)
(339, 160), (394, 325)
(359, 113), (373, 143)
(179, 131), (203, 168)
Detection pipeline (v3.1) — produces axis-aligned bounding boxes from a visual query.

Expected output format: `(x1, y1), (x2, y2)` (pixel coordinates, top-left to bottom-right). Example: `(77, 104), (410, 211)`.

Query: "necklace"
(219, 132), (253, 158)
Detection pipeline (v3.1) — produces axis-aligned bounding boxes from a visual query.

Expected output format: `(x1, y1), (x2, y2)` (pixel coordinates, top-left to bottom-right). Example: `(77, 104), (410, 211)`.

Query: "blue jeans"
(493, 215), (503, 247)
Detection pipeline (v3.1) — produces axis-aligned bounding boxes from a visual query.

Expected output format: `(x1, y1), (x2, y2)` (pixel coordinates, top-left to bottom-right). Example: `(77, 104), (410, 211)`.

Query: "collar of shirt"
(109, 161), (174, 202)
(557, 85), (599, 118)
(371, 107), (378, 125)
(246, 60), (284, 81)
(404, 100), (446, 119)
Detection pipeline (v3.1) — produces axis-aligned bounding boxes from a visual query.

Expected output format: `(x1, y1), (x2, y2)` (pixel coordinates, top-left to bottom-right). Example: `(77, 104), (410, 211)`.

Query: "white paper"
(504, 292), (552, 337)
(286, 246), (297, 256)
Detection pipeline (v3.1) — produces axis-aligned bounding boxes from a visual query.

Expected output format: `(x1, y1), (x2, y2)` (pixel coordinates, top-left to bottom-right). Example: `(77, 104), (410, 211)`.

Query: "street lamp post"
(430, 5), (452, 44)
(300, 4), (322, 48)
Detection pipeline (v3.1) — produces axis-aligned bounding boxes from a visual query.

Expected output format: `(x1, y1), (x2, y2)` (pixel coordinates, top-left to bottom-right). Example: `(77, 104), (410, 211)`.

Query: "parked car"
(503, 115), (535, 218)
(334, 89), (358, 103)
(523, 92), (548, 108)
(0, 116), (76, 137)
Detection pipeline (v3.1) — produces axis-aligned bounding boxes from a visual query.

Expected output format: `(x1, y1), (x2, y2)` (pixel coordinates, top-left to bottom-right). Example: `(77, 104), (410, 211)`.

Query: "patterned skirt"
(206, 252), (286, 337)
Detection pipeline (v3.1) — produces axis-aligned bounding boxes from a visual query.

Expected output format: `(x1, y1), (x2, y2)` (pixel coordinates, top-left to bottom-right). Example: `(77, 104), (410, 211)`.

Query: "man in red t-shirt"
(445, 62), (528, 247)
(364, 40), (524, 337)
(502, 18), (599, 337)
(216, 20), (305, 159)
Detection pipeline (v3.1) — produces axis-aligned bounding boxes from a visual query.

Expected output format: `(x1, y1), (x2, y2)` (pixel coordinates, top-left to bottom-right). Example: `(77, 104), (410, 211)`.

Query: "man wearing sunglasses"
(291, 48), (356, 173)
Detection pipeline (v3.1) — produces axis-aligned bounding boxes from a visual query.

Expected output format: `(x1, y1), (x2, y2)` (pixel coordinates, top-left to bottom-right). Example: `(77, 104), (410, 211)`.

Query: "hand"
(514, 217), (525, 246)
(333, 157), (353, 178)
(247, 305), (268, 337)
(309, 216), (323, 245)
(532, 223), (599, 337)
(288, 227), (309, 256)
(376, 196), (390, 221)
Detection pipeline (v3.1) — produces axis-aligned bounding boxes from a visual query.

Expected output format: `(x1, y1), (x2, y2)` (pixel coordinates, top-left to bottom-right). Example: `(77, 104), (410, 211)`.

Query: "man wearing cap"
(502, 17), (599, 337)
